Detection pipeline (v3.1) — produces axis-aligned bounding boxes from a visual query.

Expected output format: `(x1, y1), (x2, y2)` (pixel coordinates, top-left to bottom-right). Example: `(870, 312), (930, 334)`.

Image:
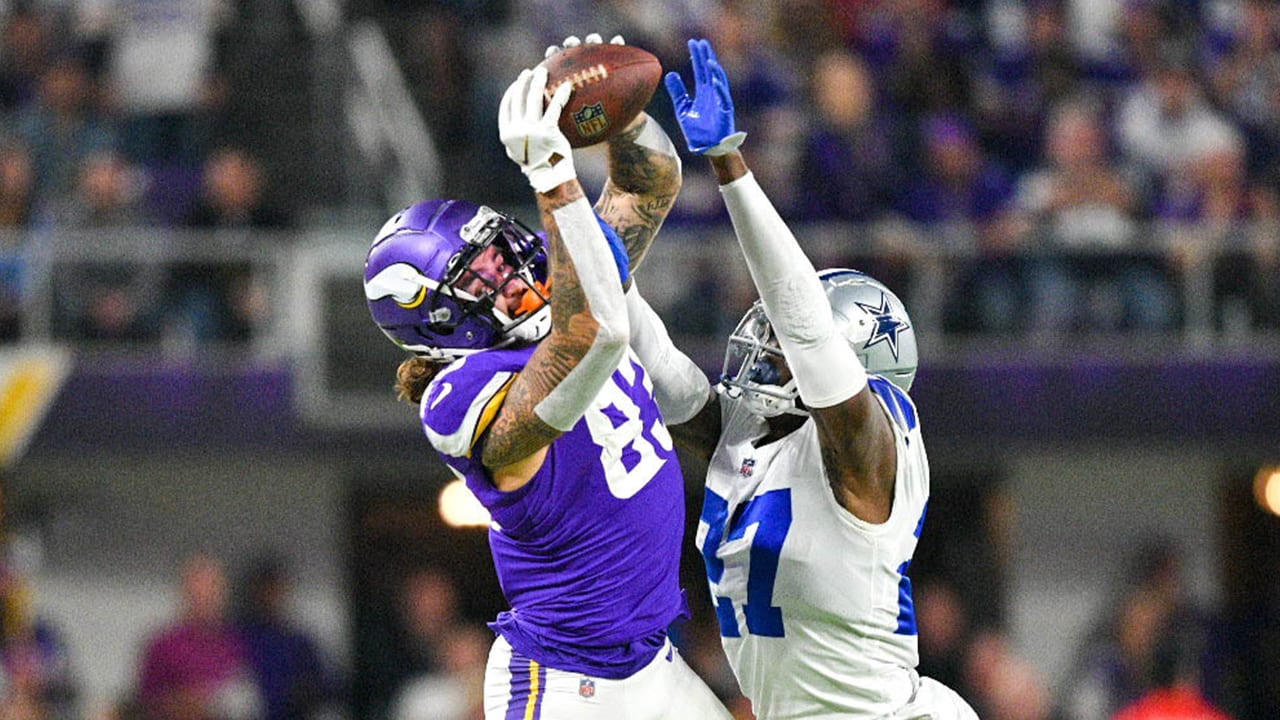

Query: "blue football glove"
(664, 38), (747, 156)
(596, 214), (630, 285)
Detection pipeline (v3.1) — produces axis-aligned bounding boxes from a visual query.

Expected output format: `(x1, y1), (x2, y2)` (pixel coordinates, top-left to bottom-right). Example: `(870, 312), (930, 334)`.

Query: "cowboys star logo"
(855, 292), (910, 360)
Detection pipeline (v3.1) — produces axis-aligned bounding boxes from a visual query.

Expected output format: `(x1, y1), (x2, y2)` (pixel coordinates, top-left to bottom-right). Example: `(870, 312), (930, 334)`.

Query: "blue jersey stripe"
(868, 376), (917, 432)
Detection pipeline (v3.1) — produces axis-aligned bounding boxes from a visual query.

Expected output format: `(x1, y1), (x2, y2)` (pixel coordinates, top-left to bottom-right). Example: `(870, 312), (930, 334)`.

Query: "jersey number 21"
(699, 489), (793, 638)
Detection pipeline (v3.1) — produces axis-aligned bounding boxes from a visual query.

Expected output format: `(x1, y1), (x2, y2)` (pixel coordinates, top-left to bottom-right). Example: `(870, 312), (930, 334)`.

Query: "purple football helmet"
(363, 199), (551, 360)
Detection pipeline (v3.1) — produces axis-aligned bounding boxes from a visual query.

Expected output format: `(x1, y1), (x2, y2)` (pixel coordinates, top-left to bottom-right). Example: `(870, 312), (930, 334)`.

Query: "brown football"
(541, 42), (662, 148)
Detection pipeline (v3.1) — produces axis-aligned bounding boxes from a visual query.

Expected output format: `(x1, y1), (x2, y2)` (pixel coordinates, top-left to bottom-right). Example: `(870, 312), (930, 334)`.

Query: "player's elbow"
(568, 311), (630, 363)
(592, 316), (631, 358)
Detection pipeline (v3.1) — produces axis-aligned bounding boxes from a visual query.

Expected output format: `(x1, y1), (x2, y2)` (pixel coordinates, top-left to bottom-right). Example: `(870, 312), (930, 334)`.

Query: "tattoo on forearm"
(483, 182), (602, 468)
(596, 118), (682, 270)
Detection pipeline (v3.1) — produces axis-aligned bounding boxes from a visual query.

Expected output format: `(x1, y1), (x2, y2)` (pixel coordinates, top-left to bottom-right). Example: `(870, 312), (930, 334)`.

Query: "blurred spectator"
(666, 255), (731, 338)
(704, 0), (799, 205)
(137, 553), (263, 720)
(0, 140), (29, 340)
(357, 567), (460, 720)
(978, 0), (1080, 174)
(771, 0), (844, 66)
(47, 151), (160, 343)
(388, 623), (487, 720)
(896, 113), (1016, 239)
(964, 631), (1051, 720)
(797, 48), (905, 222)
(47, 151), (149, 228)
(1014, 96), (1177, 333)
(86, 0), (232, 168)
(915, 572), (1049, 720)
(0, 141), (29, 337)
(1058, 586), (1168, 720)
(1208, 0), (1280, 178)
(1116, 47), (1238, 190)
(364, 0), (489, 190)
(1112, 2), (1201, 83)
(1155, 120), (1280, 332)
(0, 142), (34, 229)
(0, 556), (77, 720)
(916, 575), (974, 697)
(1111, 619), (1232, 720)
(0, 8), (54, 114)
(164, 146), (290, 343)
(6, 51), (118, 219)
(829, 0), (977, 120)
(872, 0), (979, 120)
(395, 567), (459, 676)
(1056, 538), (1215, 720)
(1067, 0), (1198, 89)
(182, 147), (289, 230)
(894, 113), (1018, 332)
(233, 556), (340, 720)
(702, 1), (795, 129)
(1153, 113), (1249, 225)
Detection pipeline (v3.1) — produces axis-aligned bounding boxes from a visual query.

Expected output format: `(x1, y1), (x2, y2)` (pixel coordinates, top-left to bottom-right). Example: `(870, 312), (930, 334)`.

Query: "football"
(542, 42), (662, 148)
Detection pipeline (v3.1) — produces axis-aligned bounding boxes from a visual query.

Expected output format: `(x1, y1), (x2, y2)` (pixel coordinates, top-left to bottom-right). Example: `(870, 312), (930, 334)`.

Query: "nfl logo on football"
(573, 103), (609, 138)
(579, 678), (596, 698)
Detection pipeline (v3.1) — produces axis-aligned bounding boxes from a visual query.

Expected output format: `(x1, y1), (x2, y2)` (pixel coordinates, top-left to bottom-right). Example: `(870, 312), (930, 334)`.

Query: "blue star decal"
(855, 292), (910, 360)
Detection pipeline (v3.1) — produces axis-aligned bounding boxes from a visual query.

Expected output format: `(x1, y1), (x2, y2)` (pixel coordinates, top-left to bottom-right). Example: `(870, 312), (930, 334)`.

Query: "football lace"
(546, 64), (610, 99)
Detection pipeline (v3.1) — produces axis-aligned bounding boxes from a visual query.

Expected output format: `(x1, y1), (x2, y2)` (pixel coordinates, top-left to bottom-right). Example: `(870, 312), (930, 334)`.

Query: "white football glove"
(544, 32), (625, 59)
(499, 66), (576, 193)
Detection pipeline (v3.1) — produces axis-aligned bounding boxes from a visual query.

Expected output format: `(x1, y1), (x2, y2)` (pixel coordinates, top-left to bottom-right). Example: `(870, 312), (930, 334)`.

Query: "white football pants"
(484, 634), (735, 720)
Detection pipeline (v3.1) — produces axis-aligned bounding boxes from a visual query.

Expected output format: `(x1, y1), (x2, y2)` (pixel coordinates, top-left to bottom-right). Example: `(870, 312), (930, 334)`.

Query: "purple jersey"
(420, 344), (688, 679)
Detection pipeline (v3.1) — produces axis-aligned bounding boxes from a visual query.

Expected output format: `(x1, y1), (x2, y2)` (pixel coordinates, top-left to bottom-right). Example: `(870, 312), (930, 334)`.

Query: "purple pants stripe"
(504, 649), (545, 720)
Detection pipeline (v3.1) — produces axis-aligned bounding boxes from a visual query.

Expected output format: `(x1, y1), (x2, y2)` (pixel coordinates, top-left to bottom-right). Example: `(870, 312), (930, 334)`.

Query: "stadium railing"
(0, 222), (1275, 426)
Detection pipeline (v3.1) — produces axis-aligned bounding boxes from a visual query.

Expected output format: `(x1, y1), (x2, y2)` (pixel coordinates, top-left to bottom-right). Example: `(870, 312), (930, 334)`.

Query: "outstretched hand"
(498, 66), (576, 193)
(664, 38), (746, 156)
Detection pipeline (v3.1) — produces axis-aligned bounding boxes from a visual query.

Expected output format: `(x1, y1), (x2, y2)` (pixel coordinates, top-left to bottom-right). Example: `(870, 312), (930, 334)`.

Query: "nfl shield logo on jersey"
(579, 678), (596, 698)
(739, 458), (756, 477)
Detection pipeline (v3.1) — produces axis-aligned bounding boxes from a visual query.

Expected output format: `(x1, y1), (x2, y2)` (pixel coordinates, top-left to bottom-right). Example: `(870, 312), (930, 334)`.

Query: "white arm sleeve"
(624, 283), (711, 424)
(719, 172), (867, 407)
(534, 196), (630, 431)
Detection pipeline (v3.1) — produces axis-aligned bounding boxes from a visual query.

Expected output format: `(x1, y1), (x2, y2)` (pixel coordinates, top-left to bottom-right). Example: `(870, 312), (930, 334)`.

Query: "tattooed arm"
(482, 181), (631, 490)
(603, 116), (719, 452)
(595, 114), (683, 274)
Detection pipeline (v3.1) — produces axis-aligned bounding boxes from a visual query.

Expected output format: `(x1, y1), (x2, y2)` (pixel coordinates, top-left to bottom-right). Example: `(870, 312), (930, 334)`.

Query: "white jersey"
(696, 376), (930, 720)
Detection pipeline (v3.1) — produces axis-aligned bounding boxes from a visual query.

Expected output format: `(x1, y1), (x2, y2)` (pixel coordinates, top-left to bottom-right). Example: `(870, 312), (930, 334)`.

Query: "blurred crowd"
(0, 2), (1273, 720)
(1, 0), (1278, 345)
(365, 0), (1280, 337)
(0, 0), (297, 345)
(0, 549), (345, 720)
(2, 516), (1264, 720)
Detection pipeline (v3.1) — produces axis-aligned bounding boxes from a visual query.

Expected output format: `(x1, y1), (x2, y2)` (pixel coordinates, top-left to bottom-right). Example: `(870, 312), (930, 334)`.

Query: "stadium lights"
(438, 477), (491, 528)
(1253, 466), (1280, 517)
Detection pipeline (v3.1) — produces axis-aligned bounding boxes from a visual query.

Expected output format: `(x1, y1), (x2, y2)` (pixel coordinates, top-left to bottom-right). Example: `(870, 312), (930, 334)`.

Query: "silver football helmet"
(719, 269), (917, 417)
